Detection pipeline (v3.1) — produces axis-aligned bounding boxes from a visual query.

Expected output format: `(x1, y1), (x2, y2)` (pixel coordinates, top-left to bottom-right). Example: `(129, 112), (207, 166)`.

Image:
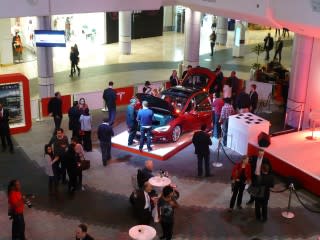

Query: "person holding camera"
(158, 185), (179, 240)
(7, 179), (28, 240)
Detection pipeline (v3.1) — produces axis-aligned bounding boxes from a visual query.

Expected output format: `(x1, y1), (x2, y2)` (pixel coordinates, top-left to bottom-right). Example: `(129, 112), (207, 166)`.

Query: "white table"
(148, 176), (171, 188)
(227, 112), (270, 155)
(129, 225), (156, 240)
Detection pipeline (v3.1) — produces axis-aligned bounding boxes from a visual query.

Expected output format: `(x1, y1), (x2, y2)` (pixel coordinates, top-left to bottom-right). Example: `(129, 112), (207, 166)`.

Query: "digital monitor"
(34, 30), (66, 47)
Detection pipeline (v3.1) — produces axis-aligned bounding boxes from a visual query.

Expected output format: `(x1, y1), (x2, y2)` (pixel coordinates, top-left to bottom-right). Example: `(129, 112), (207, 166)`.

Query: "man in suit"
(273, 37), (284, 63)
(192, 124), (212, 177)
(48, 92), (62, 130)
(76, 224), (94, 240)
(236, 88), (251, 113)
(0, 103), (14, 153)
(126, 98), (138, 146)
(97, 118), (114, 166)
(249, 84), (259, 113)
(134, 182), (153, 225)
(247, 148), (272, 205)
(182, 65), (192, 79)
(264, 33), (274, 61)
(103, 81), (117, 126)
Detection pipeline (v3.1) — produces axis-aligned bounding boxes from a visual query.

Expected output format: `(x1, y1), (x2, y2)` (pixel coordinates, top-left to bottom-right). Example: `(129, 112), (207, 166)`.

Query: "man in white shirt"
(247, 148), (272, 205)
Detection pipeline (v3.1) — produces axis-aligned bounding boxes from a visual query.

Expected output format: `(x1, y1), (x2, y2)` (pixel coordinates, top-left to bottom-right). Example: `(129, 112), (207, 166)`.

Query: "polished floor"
(1, 28), (318, 240)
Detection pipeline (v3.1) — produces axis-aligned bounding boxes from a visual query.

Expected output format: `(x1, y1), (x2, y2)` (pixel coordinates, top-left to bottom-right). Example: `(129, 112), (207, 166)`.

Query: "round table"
(148, 176), (171, 188)
(129, 225), (156, 240)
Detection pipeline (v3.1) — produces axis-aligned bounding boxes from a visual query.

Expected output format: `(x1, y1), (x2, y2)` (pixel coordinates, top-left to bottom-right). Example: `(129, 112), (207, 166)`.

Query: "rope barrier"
(293, 189), (320, 214)
(270, 186), (289, 193)
(220, 143), (237, 165)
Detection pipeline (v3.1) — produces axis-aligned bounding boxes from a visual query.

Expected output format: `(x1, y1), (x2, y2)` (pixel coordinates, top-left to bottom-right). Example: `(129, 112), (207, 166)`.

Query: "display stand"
(281, 183), (295, 219)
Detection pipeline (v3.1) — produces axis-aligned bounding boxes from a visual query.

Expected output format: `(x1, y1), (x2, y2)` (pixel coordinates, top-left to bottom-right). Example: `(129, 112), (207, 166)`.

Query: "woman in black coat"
(255, 163), (274, 222)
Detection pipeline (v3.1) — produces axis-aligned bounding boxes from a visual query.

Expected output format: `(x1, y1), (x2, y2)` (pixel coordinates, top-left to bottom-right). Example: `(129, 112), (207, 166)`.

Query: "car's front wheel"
(172, 125), (181, 142)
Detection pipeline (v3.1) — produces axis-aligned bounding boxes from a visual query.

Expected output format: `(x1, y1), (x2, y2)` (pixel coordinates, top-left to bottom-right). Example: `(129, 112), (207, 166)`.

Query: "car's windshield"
(160, 93), (188, 112)
(182, 74), (209, 89)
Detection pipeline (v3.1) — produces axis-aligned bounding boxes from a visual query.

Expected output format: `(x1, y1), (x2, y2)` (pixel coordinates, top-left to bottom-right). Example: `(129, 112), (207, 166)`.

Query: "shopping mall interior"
(0, 1), (320, 239)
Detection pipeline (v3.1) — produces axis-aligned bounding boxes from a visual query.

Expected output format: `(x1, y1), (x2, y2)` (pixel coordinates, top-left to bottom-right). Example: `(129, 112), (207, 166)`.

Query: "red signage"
(115, 86), (135, 106)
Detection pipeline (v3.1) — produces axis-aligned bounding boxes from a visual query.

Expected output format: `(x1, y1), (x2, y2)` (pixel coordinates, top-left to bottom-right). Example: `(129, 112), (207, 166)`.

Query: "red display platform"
(112, 131), (194, 160)
(248, 130), (320, 196)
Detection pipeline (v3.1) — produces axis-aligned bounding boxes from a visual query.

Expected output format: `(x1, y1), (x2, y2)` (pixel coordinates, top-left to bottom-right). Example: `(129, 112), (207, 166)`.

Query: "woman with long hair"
(44, 144), (59, 194)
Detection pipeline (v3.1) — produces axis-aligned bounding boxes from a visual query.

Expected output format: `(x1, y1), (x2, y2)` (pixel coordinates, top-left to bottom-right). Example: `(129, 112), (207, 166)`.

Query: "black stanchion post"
(281, 183), (295, 219)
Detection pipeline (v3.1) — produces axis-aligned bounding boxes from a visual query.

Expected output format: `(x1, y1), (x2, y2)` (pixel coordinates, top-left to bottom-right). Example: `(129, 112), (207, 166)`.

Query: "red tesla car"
(136, 86), (213, 142)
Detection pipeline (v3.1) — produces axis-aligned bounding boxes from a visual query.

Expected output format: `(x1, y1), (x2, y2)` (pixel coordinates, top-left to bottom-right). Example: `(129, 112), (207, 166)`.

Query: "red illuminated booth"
(0, 74), (32, 134)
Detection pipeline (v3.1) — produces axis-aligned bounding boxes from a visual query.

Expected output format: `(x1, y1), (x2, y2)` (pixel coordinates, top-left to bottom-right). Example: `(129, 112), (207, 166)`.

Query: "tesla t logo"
(117, 91), (126, 101)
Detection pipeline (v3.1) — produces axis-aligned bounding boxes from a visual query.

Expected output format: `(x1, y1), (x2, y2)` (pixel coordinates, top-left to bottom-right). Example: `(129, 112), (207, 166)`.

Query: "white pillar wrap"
(0, 18), (13, 65)
(216, 17), (228, 45)
(183, 8), (201, 67)
(36, 16), (54, 98)
(119, 11), (132, 55)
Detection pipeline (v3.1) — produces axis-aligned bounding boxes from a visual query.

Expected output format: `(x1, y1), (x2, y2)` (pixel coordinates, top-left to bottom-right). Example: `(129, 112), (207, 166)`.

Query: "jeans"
(1, 133), (13, 151)
(230, 181), (246, 208)
(139, 127), (152, 150)
(12, 214), (25, 240)
(53, 116), (62, 130)
(222, 120), (229, 146)
(197, 153), (210, 176)
(128, 125), (137, 145)
(210, 42), (215, 55)
(161, 221), (174, 240)
(212, 113), (221, 138)
(273, 49), (282, 62)
(100, 141), (111, 165)
(108, 108), (116, 126)
(255, 198), (268, 221)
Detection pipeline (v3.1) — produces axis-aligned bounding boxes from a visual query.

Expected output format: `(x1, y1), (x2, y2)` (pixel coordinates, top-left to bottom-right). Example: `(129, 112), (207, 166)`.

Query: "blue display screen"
(34, 30), (66, 47)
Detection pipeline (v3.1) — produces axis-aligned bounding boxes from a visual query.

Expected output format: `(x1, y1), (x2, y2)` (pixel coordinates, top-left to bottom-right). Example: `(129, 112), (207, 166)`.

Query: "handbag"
(247, 185), (265, 199)
(80, 159), (90, 171)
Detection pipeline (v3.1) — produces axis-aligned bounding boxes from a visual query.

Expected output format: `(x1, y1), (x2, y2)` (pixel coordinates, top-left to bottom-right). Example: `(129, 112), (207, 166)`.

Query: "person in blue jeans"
(137, 101), (154, 152)
(126, 98), (138, 146)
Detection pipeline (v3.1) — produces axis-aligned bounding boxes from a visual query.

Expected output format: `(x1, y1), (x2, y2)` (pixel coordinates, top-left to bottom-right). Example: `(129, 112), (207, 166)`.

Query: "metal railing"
(284, 98), (305, 131)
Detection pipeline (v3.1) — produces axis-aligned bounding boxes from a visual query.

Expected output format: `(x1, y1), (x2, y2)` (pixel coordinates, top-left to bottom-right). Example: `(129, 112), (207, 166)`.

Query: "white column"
(163, 6), (174, 31)
(183, 8), (201, 67)
(119, 11), (131, 55)
(286, 34), (314, 128)
(216, 17), (228, 45)
(37, 16), (54, 98)
(0, 18), (13, 65)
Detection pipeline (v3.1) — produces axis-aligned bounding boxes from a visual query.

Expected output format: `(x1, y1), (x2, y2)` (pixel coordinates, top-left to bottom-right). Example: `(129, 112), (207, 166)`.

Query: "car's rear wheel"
(172, 125), (181, 142)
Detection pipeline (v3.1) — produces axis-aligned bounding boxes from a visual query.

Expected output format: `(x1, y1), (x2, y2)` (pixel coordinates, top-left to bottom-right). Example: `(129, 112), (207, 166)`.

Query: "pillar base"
(119, 36), (131, 55)
(38, 77), (54, 98)
(183, 60), (199, 68)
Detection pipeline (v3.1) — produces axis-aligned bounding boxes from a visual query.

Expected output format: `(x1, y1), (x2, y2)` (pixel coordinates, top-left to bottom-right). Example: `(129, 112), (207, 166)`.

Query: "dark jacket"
(103, 88), (117, 110)
(48, 97), (62, 117)
(97, 122), (114, 142)
(126, 104), (137, 128)
(275, 40), (283, 52)
(137, 167), (154, 188)
(170, 76), (179, 86)
(236, 92), (251, 109)
(68, 106), (81, 131)
(0, 108), (10, 135)
(264, 36), (274, 50)
(250, 155), (272, 184)
(76, 234), (94, 240)
(249, 91), (258, 112)
(192, 130), (212, 155)
(137, 108), (154, 127)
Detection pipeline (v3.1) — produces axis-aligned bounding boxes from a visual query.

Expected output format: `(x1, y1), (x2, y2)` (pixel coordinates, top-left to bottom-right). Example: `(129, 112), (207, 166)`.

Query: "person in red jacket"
(8, 179), (26, 240)
(229, 155), (251, 211)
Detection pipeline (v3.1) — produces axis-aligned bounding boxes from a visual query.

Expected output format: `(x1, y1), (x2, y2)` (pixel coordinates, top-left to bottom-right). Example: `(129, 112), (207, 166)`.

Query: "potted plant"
(250, 44), (265, 81)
